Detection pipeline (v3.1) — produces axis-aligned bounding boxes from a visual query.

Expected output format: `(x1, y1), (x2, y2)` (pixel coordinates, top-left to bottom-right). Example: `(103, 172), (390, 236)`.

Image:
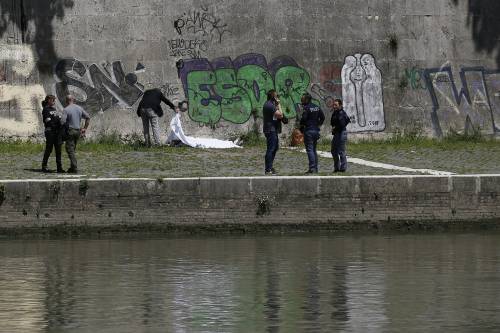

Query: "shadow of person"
(23, 168), (54, 173)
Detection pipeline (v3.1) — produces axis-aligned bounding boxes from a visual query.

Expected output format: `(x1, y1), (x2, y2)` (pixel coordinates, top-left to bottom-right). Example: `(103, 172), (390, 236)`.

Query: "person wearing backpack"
(330, 99), (351, 172)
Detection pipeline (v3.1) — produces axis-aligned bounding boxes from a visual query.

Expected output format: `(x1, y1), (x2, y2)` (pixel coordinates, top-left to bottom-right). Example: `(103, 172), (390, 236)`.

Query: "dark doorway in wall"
(0, 0), (75, 75)
(452, 0), (500, 68)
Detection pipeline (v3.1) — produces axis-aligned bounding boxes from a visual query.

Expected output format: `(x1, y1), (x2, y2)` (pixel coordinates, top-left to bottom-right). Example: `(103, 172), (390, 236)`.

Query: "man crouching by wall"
(263, 89), (284, 175)
(137, 87), (176, 147)
(62, 95), (90, 174)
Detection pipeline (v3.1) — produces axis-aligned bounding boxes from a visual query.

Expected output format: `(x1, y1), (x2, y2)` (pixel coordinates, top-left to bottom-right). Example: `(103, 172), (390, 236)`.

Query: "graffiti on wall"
(404, 67), (426, 90)
(177, 53), (311, 125)
(311, 55), (385, 133)
(173, 6), (231, 43)
(54, 58), (144, 115)
(159, 82), (181, 99)
(311, 63), (343, 110)
(342, 54), (385, 132)
(0, 45), (45, 135)
(168, 38), (209, 59)
(423, 66), (500, 136)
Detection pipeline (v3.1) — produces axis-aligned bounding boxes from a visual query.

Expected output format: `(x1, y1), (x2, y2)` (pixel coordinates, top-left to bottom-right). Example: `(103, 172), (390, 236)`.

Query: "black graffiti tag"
(54, 58), (143, 115)
(168, 38), (209, 59)
(173, 6), (231, 43)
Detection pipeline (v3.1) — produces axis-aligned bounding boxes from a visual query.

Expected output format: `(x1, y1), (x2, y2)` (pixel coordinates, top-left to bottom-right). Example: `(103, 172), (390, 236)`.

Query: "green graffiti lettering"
(236, 65), (275, 117)
(213, 68), (253, 124)
(186, 70), (220, 124)
(274, 66), (311, 118)
(179, 54), (313, 126)
(405, 67), (426, 90)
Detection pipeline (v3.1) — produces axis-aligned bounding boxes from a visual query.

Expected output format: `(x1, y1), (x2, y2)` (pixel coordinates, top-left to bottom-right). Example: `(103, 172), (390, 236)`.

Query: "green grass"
(1, 130), (497, 155)
(318, 132), (499, 154)
(239, 129), (266, 147)
(0, 139), (44, 154)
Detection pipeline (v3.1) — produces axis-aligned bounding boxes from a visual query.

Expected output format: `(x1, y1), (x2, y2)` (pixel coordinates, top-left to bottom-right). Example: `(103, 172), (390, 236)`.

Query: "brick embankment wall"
(0, 176), (499, 234)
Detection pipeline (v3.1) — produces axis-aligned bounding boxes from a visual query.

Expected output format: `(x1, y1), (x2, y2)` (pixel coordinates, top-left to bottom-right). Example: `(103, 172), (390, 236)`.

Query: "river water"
(1, 233), (500, 332)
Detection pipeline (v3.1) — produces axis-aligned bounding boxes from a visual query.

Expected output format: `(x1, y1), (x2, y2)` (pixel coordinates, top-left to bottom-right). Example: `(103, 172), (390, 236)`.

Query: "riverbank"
(1, 175), (500, 236)
(0, 136), (499, 178)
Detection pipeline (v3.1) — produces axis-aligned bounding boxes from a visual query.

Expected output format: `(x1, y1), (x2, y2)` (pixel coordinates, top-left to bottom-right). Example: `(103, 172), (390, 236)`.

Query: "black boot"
(56, 162), (65, 173)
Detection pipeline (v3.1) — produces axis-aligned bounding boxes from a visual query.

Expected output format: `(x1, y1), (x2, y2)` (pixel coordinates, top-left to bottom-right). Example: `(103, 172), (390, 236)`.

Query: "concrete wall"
(1, 0), (500, 140)
(1, 175), (499, 230)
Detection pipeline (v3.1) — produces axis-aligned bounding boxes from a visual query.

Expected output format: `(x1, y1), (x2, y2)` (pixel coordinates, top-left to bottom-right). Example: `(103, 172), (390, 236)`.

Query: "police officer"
(41, 95), (65, 173)
(331, 99), (351, 172)
(299, 93), (325, 173)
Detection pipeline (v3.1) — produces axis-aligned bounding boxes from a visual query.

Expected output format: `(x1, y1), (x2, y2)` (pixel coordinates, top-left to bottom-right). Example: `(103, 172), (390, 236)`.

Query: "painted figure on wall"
(342, 53), (385, 132)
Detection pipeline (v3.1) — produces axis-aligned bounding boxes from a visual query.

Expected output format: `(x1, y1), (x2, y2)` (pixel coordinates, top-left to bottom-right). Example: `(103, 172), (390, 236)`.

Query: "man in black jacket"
(137, 88), (175, 147)
(41, 95), (64, 173)
(262, 89), (284, 175)
(330, 99), (351, 172)
(299, 93), (325, 173)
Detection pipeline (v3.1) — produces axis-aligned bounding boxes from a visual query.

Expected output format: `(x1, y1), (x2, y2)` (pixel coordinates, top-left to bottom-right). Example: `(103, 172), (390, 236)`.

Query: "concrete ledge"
(1, 175), (500, 233)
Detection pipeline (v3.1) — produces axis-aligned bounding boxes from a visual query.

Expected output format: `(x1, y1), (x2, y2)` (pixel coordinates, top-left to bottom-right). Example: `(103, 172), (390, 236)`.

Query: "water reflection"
(0, 257), (46, 332)
(1, 234), (500, 332)
(331, 264), (349, 325)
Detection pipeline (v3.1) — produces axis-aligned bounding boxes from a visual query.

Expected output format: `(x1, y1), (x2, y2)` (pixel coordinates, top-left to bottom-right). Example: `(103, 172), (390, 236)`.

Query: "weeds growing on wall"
(81, 131), (145, 152)
(79, 180), (89, 197)
(255, 194), (275, 216)
(239, 124), (266, 146)
(0, 184), (5, 206)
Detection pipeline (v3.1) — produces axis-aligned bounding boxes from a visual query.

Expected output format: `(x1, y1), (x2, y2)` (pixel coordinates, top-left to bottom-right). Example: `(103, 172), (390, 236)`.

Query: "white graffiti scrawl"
(342, 54), (385, 132)
(0, 44), (45, 136)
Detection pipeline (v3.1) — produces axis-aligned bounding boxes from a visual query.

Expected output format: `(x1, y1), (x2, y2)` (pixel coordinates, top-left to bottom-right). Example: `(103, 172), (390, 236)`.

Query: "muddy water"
(1, 233), (500, 332)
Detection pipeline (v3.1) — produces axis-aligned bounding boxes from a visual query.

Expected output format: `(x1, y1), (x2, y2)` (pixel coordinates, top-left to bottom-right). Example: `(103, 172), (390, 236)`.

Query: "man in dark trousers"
(331, 99), (351, 172)
(41, 95), (64, 173)
(62, 95), (90, 174)
(137, 88), (176, 147)
(262, 89), (283, 175)
(299, 93), (325, 173)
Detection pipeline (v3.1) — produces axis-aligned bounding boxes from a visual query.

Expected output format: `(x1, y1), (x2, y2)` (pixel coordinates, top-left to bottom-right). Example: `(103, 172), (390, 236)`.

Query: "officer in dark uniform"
(330, 99), (351, 172)
(41, 95), (65, 173)
(299, 93), (325, 173)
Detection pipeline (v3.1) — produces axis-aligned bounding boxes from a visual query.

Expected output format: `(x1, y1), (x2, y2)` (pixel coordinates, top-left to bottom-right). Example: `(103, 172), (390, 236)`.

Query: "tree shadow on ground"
(452, 0), (500, 68)
(0, 0), (74, 75)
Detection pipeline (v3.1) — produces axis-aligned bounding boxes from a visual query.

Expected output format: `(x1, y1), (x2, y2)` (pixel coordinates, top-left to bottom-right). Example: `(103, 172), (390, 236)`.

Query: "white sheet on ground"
(166, 113), (241, 149)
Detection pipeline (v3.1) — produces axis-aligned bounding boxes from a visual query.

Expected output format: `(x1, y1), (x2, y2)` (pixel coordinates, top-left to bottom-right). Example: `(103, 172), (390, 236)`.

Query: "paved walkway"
(316, 150), (454, 176)
(0, 141), (498, 179)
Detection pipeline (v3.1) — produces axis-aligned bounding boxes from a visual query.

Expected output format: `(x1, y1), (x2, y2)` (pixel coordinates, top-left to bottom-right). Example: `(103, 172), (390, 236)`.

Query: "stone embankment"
(1, 175), (499, 234)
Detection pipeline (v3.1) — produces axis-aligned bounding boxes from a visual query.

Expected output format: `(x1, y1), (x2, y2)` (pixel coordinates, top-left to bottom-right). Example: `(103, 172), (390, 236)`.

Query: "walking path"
(293, 148), (455, 176)
(2, 142), (498, 179)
